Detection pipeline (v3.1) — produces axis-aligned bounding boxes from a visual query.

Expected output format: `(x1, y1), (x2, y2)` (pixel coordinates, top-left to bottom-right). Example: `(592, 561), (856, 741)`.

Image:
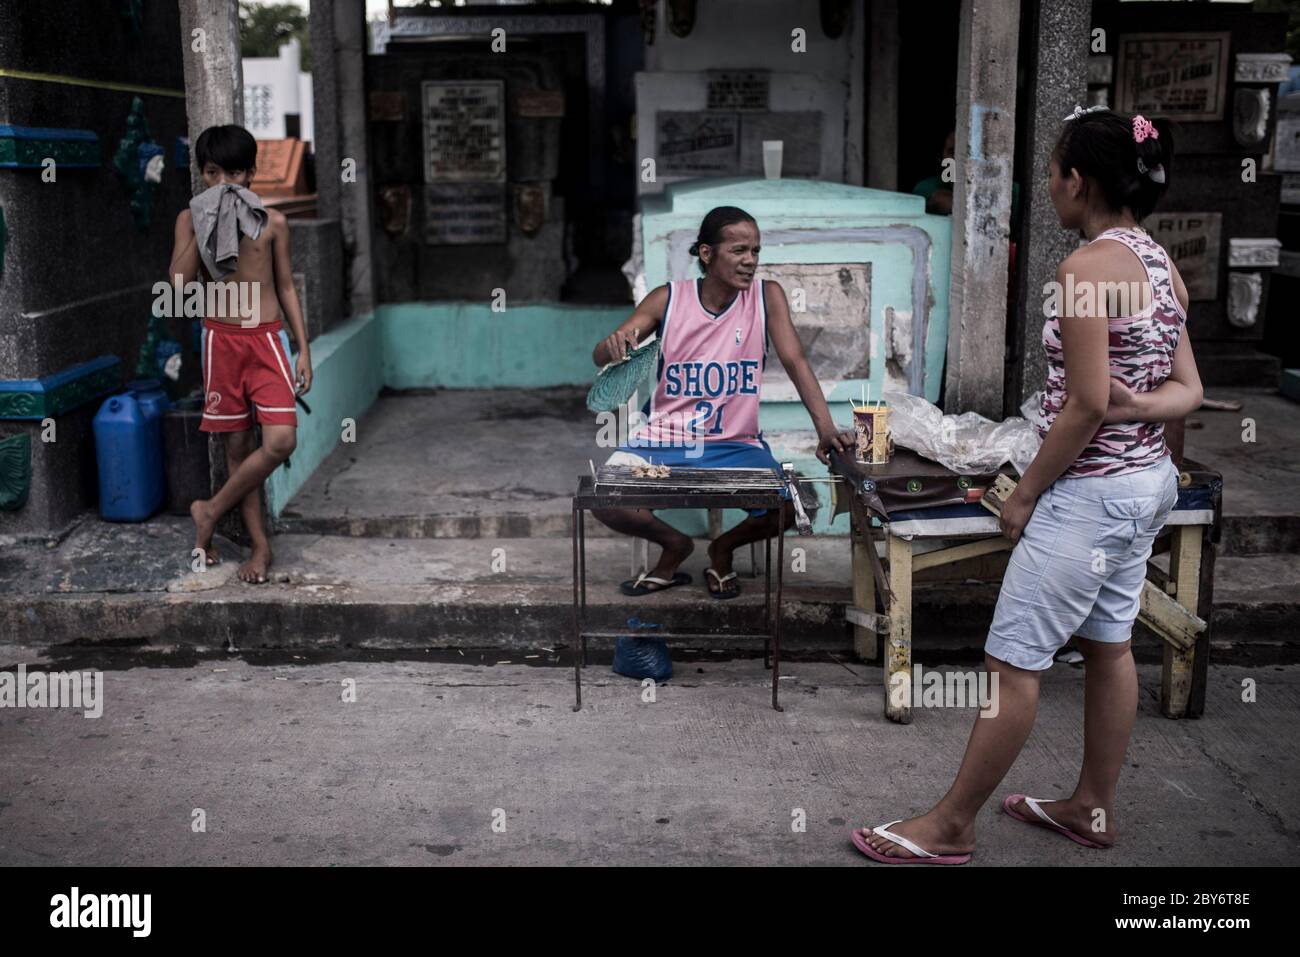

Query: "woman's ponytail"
(1054, 109), (1176, 221)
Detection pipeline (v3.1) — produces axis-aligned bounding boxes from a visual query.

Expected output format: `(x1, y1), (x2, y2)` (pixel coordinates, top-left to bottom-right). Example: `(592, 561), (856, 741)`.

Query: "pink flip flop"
(850, 823), (972, 865)
(1001, 794), (1108, 849)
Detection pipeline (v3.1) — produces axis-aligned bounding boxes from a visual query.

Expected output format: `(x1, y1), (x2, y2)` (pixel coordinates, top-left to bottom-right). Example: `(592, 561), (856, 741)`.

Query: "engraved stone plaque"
(657, 112), (739, 174)
(706, 71), (770, 111)
(424, 182), (507, 245)
(1116, 32), (1230, 121)
(1143, 212), (1222, 301)
(422, 80), (506, 183)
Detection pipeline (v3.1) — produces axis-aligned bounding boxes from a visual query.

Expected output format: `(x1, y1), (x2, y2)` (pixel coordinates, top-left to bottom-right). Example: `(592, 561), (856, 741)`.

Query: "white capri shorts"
(985, 456), (1179, 671)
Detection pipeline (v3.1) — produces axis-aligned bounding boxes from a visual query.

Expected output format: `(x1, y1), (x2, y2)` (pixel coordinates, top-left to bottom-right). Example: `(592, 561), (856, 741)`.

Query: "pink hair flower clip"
(1132, 115), (1158, 144)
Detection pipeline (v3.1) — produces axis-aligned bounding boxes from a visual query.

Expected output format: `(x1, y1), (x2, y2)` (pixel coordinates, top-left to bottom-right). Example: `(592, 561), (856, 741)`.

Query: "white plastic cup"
(762, 140), (784, 179)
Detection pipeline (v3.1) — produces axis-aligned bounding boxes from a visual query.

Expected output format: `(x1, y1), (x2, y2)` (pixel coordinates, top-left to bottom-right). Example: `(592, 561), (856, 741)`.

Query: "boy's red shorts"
(200, 319), (298, 433)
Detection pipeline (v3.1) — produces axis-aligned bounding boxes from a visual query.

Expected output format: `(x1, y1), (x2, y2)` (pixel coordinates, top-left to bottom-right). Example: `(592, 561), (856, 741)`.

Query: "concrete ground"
(1, 648), (1296, 866)
(1182, 387), (1300, 554)
(1, 384), (1296, 866)
(279, 387), (604, 538)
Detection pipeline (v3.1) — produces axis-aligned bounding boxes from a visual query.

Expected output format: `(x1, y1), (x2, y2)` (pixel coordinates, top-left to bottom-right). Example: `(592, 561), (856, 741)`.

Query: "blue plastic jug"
(129, 378), (169, 506)
(93, 389), (165, 521)
(127, 378), (170, 425)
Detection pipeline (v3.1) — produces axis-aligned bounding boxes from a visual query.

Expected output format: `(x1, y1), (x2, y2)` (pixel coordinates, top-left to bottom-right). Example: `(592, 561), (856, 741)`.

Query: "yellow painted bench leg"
(851, 503), (878, 662)
(886, 530), (913, 724)
(1161, 525), (1202, 718)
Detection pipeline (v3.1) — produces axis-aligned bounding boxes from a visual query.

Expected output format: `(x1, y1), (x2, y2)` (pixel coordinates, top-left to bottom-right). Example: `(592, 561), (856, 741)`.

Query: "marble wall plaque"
(706, 71), (770, 111)
(1143, 212), (1222, 301)
(369, 91), (407, 122)
(1275, 96), (1300, 173)
(1281, 173), (1300, 206)
(422, 80), (506, 183)
(657, 112), (739, 173)
(424, 182), (507, 245)
(1116, 32), (1230, 121)
(513, 88), (566, 117)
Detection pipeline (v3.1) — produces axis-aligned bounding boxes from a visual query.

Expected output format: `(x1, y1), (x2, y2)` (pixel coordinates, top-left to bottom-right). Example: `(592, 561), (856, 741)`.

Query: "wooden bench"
(833, 453), (1221, 724)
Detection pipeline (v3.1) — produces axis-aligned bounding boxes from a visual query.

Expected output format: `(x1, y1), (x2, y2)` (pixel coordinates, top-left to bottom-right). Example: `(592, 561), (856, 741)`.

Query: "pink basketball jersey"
(631, 278), (767, 448)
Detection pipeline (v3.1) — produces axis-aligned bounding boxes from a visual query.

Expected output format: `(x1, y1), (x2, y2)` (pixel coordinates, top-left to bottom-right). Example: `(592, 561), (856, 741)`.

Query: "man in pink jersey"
(591, 206), (855, 599)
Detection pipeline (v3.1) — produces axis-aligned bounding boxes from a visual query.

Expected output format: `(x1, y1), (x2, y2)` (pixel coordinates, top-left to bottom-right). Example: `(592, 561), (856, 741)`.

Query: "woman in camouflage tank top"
(855, 109), (1205, 865)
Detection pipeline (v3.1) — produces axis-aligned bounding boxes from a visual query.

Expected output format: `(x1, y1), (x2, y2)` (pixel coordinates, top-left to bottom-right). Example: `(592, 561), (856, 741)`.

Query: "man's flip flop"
(1001, 794), (1108, 849)
(620, 571), (691, 596)
(850, 822), (972, 865)
(705, 568), (741, 600)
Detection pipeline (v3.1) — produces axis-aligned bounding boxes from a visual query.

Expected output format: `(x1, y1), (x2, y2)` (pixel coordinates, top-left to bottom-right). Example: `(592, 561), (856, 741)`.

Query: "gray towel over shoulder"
(189, 182), (268, 279)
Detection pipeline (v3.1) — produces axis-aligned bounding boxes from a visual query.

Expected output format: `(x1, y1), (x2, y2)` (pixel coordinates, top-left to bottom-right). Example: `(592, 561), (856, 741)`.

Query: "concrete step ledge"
(275, 509), (1300, 557)
(4, 519), (1298, 654)
(5, 576), (1298, 657)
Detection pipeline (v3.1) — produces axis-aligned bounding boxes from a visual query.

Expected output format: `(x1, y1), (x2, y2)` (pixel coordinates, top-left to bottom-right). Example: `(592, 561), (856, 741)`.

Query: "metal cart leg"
(578, 506), (588, 670)
(572, 503), (582, 712)
(763, 531), (772, 669)
(772, 522), (785, 712)
(885, 530), (913, 724)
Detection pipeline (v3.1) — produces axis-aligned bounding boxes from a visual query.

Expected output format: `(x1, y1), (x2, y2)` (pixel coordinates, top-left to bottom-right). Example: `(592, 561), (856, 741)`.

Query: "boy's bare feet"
(189, 500), (220, 566)
(238, 542), (272, 584)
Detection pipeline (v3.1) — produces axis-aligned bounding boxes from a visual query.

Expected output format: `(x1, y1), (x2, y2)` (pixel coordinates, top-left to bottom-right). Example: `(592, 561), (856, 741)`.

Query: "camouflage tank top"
(1038, 226), (1186, 477)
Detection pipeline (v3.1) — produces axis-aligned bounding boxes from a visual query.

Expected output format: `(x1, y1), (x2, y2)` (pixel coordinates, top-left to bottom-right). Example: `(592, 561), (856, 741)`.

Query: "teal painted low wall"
(266, 311), (384, 516)
(266, 302), (629, 516)
(379, 302), (629, 390)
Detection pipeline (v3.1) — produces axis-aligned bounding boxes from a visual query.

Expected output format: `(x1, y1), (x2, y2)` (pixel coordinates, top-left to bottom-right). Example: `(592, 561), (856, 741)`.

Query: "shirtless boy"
(168, 125), (312, 583)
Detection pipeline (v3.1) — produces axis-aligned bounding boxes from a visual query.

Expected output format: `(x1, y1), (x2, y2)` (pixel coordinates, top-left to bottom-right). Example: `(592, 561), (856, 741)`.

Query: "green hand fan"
(586, 333), (660, 413)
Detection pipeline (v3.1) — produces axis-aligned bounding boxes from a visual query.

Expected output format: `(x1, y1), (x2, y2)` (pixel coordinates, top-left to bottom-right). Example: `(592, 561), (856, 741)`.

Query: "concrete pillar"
(177, 0), (244, 194)
(865, 0), (899, 191)
(308, 3), (341, 224)
(177, 0), (256, 539)
(942, 0), (1019, 419)
(845, 0), (867, 186)
(1008, 0), (1091, 413)
(311, 0), (375, 318)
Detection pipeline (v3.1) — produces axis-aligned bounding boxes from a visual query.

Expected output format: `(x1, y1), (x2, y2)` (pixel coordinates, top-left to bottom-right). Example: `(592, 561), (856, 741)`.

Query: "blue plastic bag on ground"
(612, 618), (672, 681)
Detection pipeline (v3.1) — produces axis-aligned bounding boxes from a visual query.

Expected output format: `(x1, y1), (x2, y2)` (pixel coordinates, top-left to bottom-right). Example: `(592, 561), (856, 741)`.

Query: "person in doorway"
(170, 125), (313, 584)
(913, 128), (1022, 227)
(854, 108), (1203, 863)
(591, 206), (856, 599)
(911, 130), (957, 215)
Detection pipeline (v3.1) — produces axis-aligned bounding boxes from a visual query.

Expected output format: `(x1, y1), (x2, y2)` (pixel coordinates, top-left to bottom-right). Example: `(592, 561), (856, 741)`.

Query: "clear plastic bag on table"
(881, 390), (1042, 476)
